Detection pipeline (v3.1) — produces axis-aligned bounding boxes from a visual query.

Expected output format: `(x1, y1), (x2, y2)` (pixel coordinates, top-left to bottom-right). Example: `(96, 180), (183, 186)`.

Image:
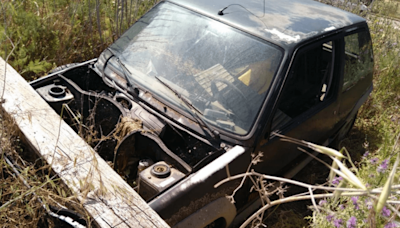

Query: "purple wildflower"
(339, 204), (346, 210)
(377, 159), (389, 173)
(365, 199), (373, 210)
(319, 199), (327, 206)
(370, 157), (378, 164)
(332, 176), (343, 185)
(382, 206), (391, 217)
(326, 214), (334, 222)
(334, 218), (343, 228)
(385, 222), (398, 228)
(363, 151), (369, 158)
(347, 216), (357, 228)
(351, 196), (359, 210)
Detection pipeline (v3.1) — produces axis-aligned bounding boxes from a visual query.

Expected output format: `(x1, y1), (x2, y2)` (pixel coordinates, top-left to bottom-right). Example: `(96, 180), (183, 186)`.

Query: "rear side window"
(342, 30), (373, 92)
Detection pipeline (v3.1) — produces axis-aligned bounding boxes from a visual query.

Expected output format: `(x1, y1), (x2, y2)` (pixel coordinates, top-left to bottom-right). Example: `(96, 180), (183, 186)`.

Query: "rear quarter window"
(342, 30), (373, 92)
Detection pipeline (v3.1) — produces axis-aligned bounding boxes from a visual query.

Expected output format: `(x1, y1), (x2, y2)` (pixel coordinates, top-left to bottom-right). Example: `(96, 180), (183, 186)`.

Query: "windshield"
(108, 2), (283, 135)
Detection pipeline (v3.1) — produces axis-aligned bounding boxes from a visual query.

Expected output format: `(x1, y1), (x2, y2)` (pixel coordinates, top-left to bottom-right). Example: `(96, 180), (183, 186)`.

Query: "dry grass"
(0, 108), (92, 227)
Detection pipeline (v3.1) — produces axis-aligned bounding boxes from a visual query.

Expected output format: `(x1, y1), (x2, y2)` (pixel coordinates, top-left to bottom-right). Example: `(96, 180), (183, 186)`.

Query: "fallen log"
(0, 57), (169, 228)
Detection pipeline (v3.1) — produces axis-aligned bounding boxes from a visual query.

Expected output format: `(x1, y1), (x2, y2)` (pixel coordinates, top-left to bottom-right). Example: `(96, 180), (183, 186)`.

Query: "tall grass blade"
(273, 132), (345, 158)
(332, 180), (346, 203)
(375, 153), (400, 213)
(309, 144), (345, 159)
(328, 148), (343, 184)
(331, 157), (366, 190)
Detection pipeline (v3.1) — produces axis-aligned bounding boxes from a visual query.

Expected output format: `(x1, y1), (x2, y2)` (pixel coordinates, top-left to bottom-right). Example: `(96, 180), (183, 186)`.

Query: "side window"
(342, 30), (373, 92)
(271, 41), (334, 130)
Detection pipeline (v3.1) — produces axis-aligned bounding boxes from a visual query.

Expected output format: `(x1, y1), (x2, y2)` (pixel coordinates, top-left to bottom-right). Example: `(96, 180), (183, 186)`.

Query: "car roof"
(167, 0), (366, 50)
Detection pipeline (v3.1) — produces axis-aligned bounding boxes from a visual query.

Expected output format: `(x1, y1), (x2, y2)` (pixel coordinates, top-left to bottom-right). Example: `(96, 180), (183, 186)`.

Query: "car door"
(254, 36), (342, 176)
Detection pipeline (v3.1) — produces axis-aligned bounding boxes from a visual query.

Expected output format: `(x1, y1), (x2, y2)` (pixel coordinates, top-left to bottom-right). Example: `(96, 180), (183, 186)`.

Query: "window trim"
(267, 37), (340, 137)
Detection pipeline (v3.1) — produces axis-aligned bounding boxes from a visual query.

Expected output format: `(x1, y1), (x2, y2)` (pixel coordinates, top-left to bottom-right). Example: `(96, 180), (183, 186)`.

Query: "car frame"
(30, 0), (373, 227)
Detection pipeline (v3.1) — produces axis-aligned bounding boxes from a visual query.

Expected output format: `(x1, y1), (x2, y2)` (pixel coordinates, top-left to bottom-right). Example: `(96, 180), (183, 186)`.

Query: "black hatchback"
(31, 0), (373, 227)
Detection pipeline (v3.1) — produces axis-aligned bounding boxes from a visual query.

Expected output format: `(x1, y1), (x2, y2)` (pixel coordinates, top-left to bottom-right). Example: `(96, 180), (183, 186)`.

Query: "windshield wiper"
(154, 76), (220, 141)
(103, 48), (138, 96)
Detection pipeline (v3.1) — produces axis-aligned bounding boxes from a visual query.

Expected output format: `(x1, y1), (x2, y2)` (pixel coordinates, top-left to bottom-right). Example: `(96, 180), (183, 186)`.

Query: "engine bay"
(31, 63), (220, 201)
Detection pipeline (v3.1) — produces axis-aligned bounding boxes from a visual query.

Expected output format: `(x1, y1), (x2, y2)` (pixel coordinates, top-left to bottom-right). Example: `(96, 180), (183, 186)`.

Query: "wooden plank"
(0, 57), (170, 228)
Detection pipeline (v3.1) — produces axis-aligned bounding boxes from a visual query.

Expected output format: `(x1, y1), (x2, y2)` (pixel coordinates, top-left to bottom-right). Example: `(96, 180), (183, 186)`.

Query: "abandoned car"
(30, 0), (373, 227)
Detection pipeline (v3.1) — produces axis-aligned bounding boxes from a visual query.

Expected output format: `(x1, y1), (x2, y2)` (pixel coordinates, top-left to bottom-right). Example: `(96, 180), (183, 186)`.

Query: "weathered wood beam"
(0, 57), (170, 228)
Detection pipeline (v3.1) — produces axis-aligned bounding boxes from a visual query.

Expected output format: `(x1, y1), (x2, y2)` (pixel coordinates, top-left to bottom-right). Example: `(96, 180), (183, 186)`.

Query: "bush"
(0, 0), (157, 80)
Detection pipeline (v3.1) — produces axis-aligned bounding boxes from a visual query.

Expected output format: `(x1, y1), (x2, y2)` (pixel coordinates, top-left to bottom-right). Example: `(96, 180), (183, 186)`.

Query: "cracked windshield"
(109, 2), (282, 134)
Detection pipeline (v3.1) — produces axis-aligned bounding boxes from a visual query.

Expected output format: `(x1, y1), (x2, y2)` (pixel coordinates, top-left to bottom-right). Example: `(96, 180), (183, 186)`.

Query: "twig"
(215, 171), (368, 193)
(1, 35), (16, 101)
(342, 147), (356, 171)
(226, 152), (263, 203)
(49, 104), (66, 170)
(309, 187), (319, 213)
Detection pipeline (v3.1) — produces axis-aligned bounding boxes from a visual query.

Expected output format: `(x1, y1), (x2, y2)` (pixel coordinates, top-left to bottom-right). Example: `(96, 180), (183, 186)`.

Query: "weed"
(0, 0), (158, 80)
(0, 108), (90, 227)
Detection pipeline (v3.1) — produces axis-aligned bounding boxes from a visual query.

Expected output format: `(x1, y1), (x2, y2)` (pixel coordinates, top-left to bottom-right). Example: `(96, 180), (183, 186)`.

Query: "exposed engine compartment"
(31, 63), (219, 201)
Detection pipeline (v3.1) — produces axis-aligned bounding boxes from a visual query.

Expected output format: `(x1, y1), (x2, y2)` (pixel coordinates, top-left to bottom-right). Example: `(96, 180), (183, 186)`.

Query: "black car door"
(254, 36), (342, 176)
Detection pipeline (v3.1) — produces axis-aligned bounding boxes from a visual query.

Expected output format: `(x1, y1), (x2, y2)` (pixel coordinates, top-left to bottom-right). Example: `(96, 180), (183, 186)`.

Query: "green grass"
(375, 0), (400, 19)
(0, 0), (157, 80)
